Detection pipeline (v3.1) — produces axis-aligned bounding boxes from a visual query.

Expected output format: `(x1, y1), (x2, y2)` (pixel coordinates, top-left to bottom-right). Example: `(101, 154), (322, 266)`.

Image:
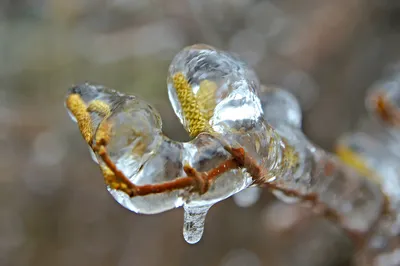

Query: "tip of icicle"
(184, 233), (203, 244)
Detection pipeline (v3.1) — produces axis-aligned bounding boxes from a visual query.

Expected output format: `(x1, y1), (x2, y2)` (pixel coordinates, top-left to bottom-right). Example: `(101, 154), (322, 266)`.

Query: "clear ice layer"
(259, 85), (302, 129)
(66, 83), (133, 138)
(167, 44), (263, 135)
(166, 44), (299, 207)
(263, 127), (384, 232)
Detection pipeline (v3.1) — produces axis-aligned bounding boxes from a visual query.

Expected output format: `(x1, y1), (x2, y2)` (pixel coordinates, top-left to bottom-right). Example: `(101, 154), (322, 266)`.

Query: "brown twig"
(94, 141), (240, 197)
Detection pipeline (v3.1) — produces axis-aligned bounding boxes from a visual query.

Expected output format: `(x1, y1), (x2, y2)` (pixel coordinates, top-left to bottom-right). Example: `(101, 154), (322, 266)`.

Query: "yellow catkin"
(95, 120), (111, 146)
(100, 165), (124, 189)
(66, 94), (93, 144)
(196, 80), (217, 121)
(172, 72), (209, 137)
(335, 144), (381, 184)
(87, 100), (111, 117)
(100, 165), (116, 187)
(100, 165), (133, 195)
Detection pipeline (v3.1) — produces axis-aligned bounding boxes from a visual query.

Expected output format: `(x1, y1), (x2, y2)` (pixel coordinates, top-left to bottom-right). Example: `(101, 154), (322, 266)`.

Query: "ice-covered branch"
(65, 45), (398, 265)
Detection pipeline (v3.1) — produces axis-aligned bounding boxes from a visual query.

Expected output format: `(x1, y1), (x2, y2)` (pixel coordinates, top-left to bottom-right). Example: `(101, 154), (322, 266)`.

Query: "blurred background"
(1, 0), (400, 265)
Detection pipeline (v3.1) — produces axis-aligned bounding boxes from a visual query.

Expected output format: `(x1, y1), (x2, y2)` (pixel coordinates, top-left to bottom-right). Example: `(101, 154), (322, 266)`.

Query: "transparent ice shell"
(256, 85), (384, 232)
(259, 85), (302, 129)
(167, 44), (263, 135)
(166, 44), (287, 206)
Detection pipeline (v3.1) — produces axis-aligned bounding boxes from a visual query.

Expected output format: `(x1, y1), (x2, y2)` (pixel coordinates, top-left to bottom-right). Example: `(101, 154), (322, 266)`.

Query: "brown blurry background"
(1, 0), (400, 265)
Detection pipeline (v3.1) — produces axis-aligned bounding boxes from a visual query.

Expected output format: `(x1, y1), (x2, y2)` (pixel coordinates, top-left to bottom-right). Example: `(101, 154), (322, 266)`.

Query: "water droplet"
(183, 204), (212, 244)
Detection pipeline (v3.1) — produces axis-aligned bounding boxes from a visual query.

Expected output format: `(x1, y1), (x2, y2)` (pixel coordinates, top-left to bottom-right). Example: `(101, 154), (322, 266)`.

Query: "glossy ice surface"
(167, 44), (263, 135)
(259, 85), (302, 129)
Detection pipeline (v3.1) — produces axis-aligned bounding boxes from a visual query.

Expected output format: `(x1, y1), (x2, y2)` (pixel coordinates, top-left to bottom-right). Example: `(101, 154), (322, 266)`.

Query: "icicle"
(183, 204), (212, 244)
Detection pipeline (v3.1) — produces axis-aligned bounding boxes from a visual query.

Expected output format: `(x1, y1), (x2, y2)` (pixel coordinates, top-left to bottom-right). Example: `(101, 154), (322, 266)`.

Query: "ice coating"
(103, 103), (185, 214)
(64, 46), (301, 242)
(183, 134), (252, 207)
(259, 85), (302, 129)
(167, 44), (263, 136)
(66, 84), (184, 214)
(66, 83), (132, 139)
(257, 86), (384, 233)
(166, 44), (287, 209)
(167, 45), (304, 208)
(257, 86), (309, 185)
(97, 97), (164, 178)
(264, 128), (384, 232)
(257, 86), (309, 200)
(65, 83), (252, 217)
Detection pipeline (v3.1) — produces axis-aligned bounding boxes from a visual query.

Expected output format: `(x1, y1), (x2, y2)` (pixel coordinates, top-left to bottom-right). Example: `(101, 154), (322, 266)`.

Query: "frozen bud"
(167, 44), (263, 136)
(95, 97), (164, 179)
(66, 83), (132, 138)
(167, 45), (289, 187)
(89, 92), (187, 214)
